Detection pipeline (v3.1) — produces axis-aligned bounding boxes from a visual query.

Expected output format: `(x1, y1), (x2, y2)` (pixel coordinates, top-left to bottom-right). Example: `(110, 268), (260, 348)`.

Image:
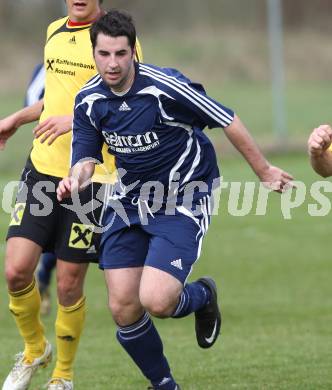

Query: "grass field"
(1, 96), (332, 389)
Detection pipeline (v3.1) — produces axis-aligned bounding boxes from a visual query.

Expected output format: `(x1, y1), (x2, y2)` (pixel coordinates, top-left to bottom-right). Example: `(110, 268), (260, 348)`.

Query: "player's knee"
(5, 261), (32, 291)
(5, 239), (39, 291)
(57, 277), (82, 306)
(109, 301), (126, 324)
(109, 297), (142, 326)
(140, 294), (174, 318)
(56, 262), (87, 305)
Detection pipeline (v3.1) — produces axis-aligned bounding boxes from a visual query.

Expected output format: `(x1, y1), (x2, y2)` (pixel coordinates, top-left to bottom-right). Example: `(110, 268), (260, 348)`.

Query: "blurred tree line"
(1, 0), (332, 36)
(1, 0), (332, 93)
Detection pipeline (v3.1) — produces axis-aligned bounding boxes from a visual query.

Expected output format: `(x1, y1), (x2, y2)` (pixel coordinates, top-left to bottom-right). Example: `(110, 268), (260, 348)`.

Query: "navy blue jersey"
(24, 63), (45, 107)
(72, 62), (234, 210)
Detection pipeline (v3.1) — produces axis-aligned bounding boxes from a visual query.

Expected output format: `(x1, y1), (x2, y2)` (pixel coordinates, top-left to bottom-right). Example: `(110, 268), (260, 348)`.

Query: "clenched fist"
(308, 124), (332, 157)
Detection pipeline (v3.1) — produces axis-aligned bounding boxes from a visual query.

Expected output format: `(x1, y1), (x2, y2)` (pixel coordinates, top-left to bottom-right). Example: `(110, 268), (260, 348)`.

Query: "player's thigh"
(56, 259), (89, 305)
(104, 267), (143, 305)
(139, 266), (183, 316)
(101, 225), (148, 303)
(104, 267), (144, 324)
(56, 259), (89, 289)
(56, 259), (89, 284)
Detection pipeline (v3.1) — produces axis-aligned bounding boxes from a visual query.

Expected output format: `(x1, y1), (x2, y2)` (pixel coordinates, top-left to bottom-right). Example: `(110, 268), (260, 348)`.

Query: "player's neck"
(68, 9), (104, 26)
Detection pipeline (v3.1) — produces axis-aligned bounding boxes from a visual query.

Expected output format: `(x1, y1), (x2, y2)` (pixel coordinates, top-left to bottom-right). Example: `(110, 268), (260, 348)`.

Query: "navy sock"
(37, 252), (57, 287)
(117, 312), (177, 389)
(172, 281), (211, 318)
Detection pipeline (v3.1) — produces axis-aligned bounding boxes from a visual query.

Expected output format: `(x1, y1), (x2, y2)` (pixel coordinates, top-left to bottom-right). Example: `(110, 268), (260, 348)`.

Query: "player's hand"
(258, 165), (294, 193)
(307, 124), (332, 157)
(0, 115), (19, 150)
(57, 176), (78, 201)
(33, 115), (73, 145)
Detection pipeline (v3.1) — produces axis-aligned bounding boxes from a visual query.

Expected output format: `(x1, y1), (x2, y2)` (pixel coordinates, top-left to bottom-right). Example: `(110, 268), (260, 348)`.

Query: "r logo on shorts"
(9, 203), (26, 226)
(69, 223), (94, 249)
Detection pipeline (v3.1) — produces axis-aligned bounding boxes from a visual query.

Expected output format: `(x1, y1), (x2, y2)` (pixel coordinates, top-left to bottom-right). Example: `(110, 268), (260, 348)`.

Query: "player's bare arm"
(0, 99), (43, 150)
(34, 114), (73, 145)
(224, 114), (293, 192)
(57, 160), (95, 201)
(308, 124), (332, 177)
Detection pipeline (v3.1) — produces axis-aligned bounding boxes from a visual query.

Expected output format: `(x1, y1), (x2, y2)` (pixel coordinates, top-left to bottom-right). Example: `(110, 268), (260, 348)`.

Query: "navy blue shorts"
(99, 203), (211, 284)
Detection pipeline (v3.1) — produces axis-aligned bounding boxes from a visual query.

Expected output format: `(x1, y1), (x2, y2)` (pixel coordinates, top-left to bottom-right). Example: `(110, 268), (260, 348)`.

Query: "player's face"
(66, 0), (101, 23)
(94, 33), (136, 92)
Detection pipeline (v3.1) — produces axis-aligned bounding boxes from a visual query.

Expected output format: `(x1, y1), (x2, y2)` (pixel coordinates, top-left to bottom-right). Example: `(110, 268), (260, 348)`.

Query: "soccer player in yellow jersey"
(0, 1), (143, 389)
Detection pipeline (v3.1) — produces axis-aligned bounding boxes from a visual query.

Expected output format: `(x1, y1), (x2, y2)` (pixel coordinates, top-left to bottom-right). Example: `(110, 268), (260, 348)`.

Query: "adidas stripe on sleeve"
(138, 64), (234, 129)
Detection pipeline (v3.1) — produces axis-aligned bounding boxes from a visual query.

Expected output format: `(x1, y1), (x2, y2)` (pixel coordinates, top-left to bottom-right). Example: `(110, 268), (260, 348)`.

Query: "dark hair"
(90, 9), (136, 51)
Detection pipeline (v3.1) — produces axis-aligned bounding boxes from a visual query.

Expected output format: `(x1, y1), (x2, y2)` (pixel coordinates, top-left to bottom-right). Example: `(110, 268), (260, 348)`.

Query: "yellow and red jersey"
(30, 16), (143, 180)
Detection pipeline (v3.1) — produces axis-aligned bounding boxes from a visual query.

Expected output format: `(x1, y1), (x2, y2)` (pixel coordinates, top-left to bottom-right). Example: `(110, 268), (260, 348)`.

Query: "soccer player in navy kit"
(1, 2), (142, 390)
(57, 10), (294, 389)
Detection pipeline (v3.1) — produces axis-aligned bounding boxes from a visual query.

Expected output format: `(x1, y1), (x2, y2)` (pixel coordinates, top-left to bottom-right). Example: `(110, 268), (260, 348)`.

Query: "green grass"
(1, 153), (332, 389)
(207, 81), (332, 146)
(1, 91), (332, 388)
